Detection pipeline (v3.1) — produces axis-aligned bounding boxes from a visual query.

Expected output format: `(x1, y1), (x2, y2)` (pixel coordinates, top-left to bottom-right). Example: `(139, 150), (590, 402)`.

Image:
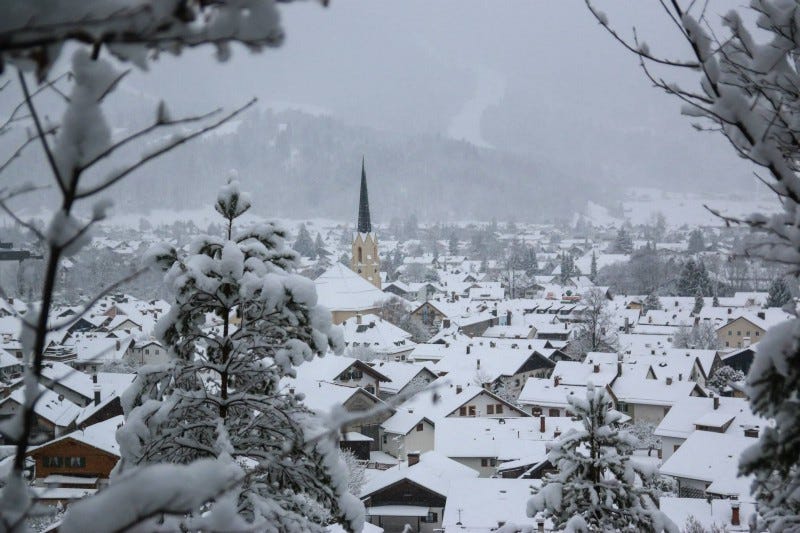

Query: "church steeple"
(351, 157), (380, 289)
(357, 156), (372, 233)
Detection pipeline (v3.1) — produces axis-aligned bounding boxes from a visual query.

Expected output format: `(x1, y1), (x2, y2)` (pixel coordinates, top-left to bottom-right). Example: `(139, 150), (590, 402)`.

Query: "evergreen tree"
(314, 232), (327, 256)
(687, 228), (705, 254)
(480, 256), (488, 273)
(119, 181), (361, 531)
(614, 227), (633, 254)
(677, 259), (712, 297)
(589, 251), (598, 282)
(643, 292), (661, 313)
(524, 247), (538, 277)
(448, 232), (459, 255)
(529, 385), (671, 531)
(560, 253), (575, 285)
(740, 318), (800, 531)
(712, 295), (720, 307)
(294, 224), (316, 258)
(692, 291), (704, 315)
(767, 278), (792, 308)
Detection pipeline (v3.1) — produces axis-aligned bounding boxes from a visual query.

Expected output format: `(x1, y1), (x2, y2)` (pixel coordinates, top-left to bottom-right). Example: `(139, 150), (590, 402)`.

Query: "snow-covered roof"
(659, 497), (752, 532)
(368, 361), (435, 395)
(611, 375), (703, 407)
(659, 431), (755, 497)
(518, 378), (592, 409)
(5, 385), (81, 427)
(360, 450), (478, 499)
(434, 416), (579, 460)
(654, 396), (763, 440)
(314, 263), (388, 311)
(441, 478), (545, 532)
(341, 314), (415, 355)
(31, 415), (124, 457)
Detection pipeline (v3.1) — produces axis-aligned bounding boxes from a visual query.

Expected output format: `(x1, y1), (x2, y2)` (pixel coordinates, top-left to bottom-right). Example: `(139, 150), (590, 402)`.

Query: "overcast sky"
(111, 0), (755, 195)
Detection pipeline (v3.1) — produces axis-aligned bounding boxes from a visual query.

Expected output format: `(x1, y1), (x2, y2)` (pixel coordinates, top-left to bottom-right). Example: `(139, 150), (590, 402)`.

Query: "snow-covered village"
(1, 2), (800, 533)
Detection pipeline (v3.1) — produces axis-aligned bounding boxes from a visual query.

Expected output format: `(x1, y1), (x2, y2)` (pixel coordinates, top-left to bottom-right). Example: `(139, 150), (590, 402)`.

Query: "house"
(659, 431), (756, 500)
(361, 451), (478, 533)
(433, 416), (580, 477)
(441, 478), (545, 532)
(128, 339), (168, 365)
(654, 396), (763, 460)
(368, 361), (437, 400)
(380, 383), (528, 461)
(611, 375), (707, 424)
(433, 345), (556, 400)
(38, 363), (135, 408)
(518, 376), (617, 417)
(659, 497), (752, 532)
(294, 355), (391, 396)
(291, 379), (392, 448)
(0, 386), (81, 441)
(341, 314), (416, 361)
(0, 349), (22, 381)
(27, 415), (122, 487)
(719, 345), (757, 375)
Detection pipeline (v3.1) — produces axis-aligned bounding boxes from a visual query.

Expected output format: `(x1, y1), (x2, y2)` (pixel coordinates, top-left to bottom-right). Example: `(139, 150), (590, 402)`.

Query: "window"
(459, 406), (467, 416)
(481, 458), (488, 467)
(673, 444), (680, 452)
(421, 511), (438, 523)
(43, 456), (85, 468)
(487, 405), (494, 415)
(548, 408), (560, 417)
(746, 331), (750, 336)
(755, 331), (760, 336)
(496, 404), (504, 414)
(144, 349), (150, 355)
(357, 247), (362, 263)
(490, 458), (497, 467)
(725, 341), (730, 347)
(365, 385), (375, 394)
(468, 406), (476, 417)
(416, 423), (424, 432)
(737, 330), (741, 336)
(728, 330), (732, 336)
(382, 435), (387, 444)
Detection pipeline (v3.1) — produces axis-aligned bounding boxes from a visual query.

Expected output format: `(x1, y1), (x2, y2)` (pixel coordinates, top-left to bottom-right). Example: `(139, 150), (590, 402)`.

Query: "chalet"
(368, 361), (437, 400)
(361, 451), (478, 533)
(612, 376), (707, 424)
(342, 314), (416, 361)
(294, 355), (391, 396)
(0, 386), (81, 441)
(720, 345), (757, 375)
(129, 339), (169, 365)
(27, 416), (122, 486)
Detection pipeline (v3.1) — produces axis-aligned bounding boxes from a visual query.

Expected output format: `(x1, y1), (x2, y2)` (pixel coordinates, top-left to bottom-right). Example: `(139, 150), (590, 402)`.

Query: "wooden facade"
(28, 438), (118, 480)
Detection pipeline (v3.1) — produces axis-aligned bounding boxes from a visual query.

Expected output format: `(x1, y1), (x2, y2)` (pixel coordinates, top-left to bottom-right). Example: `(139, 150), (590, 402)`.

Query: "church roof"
(357, 157), (372, 234)
(314, 263), (387, 311)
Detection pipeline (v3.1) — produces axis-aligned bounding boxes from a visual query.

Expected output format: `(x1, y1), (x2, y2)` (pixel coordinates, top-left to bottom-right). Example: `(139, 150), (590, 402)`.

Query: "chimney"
(593, 364), (600, 374)
(537, 518), (545, 533)
(92, 373), (101, 406)
(553, 427), (561, 438)
(666, 377), (673, 386)
(356, 314), (362, 325)
(506, 310), (512, 323)
(477, 359), (481, 370)
(466, 345), (471, 355)
(407, 452), (420, 467)
(443, 318), (451, 328)
(554, 375), (560, 387)
(731, 501), (740, 526)
(678, 373), (683, 381)
(757, 311), (765, 320)
(713, 395), (720, 410)
(456, 385), (463, 394)
(540, 415), (546, 433)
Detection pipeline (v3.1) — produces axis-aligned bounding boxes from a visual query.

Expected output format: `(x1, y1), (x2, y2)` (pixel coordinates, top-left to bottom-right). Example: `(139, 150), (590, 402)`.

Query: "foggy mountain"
(106, 108), (596, 222)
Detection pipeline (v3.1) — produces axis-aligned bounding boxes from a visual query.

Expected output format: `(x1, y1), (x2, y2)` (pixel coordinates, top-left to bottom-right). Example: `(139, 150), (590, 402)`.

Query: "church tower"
(351, 158), (381, 289)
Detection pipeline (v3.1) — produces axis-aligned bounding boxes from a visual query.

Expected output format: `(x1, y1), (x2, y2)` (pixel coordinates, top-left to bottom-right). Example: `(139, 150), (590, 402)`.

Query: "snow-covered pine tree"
(108, 181), (363, 532)
(590, 251), (598, 282)
(528, 384), (674, 532)
(707, 366), (745, 395)
(560, 253), (575, 285)
(614, 227), (633, 254)
(692, 291), (704, 316)
(294, 223), (317, 258)
(643, 292), (661, 313)
(687, 229), (705, 254)
(766, 278), (792, 309)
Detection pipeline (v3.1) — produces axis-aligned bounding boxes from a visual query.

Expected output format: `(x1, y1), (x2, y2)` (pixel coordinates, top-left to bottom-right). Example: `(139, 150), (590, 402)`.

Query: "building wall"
(351, 233), (381, 289)
(717, 318), (764, 349)
(447, 391), (523, 418)
(331, 308), (380, 325)
(660, 436), (685, 461)
(367, 507), (444, 533)
(30, 439), (118, 479)
(452, 457), (496, 478)
(631, 403), (670, 424)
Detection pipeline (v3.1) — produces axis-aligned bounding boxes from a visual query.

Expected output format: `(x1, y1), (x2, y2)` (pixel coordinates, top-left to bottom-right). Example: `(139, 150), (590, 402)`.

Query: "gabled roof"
(29, 415), (123, 457)
(654, 396), (764, 440)
(4, 385), (81, 427)
(612, 376), (705, 406)
(360, 451), (478, 499)
(314, 263), (387, 311)
(368, 361), (436, 395)
(295, 355), (391, 383)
